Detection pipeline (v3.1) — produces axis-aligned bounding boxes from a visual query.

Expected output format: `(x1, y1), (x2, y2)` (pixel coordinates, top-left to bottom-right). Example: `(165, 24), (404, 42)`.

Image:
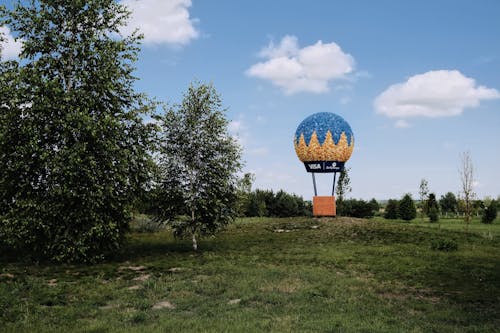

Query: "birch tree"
(459, 151), (475, 224)
(0, 0), (155, 262)
(155, 82), (242, 250)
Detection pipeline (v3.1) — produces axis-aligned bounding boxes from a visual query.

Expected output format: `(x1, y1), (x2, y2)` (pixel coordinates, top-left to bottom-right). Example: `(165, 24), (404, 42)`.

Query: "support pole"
(312, 172), (318, 196)
(332, 171), (337, 196)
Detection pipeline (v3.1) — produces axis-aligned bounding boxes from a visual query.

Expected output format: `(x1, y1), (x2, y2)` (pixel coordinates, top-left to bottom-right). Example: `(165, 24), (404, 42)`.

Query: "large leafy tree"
(439, 192), (458, 217)
(0, 1), (155, 262)
(155, 82), (242, 250)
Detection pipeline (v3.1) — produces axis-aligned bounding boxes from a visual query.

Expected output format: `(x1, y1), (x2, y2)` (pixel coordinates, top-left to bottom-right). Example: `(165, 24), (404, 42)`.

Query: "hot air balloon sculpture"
(294, 112), (354, 216)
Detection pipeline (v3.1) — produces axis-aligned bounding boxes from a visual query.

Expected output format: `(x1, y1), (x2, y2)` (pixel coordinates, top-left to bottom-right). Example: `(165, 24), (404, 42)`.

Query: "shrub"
(384, 199), (399, 219)
(428, 206), (439, 223)
(338, 199), (375, 218)
(482, 200), (497, 224)
(430, 238), (458, 251)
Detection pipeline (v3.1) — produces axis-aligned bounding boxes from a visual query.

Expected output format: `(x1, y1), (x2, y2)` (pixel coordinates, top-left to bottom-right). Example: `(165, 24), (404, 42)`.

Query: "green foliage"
(0, 1), (155, 262)
(427, 193), (439, 222)
(428, 206), (440, 223)
(154, 82), (242, 249)
(482, 200), (497, 224)
(369, 198), (380, 214)
(439, 192), (458, 216)
(430, 238), (458, 251)
(337, 199), (376, 218)
(235, 173), (255, 217)
(419, 178), (429, 218)
(384, 199), (399, 219)
(246, 190), (268, 217)
(244, 189), (311, 217)
(398, 194), (417, 221)
(335, 167), (351, 202)
(130, 214), (162, 233)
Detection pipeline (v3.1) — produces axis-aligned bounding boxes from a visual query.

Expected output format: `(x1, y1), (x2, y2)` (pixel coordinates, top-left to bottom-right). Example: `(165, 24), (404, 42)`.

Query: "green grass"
(1, 216), (500, 332)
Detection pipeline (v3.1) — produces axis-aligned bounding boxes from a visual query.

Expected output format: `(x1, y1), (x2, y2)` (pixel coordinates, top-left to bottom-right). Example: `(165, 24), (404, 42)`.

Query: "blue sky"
(2, 0), (499, 200)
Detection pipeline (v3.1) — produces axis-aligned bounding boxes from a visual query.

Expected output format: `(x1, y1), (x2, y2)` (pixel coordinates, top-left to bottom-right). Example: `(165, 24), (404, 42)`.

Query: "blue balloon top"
(294, 112), (354, 146)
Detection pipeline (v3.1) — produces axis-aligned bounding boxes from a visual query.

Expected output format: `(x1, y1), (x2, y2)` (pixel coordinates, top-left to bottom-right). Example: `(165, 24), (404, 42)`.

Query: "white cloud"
(394, 119), (411, 128)
(246, 35), (355, 95)
(120, 0), (199, 45)
(0, 26), (23, 60)
(375, 70), (500, 119)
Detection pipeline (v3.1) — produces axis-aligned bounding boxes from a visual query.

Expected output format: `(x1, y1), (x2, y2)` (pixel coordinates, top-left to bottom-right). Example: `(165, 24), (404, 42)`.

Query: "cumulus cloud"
(0, 26), (23, 60)
(246, 35), (355, 95)
(375, 70), (500, 119)
(120, 0), (199, 45)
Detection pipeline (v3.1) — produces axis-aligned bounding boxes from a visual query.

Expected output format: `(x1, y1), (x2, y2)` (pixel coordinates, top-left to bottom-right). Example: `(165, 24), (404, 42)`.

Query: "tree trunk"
(191, 208), (197, 251)
(192, 232), (198, 251)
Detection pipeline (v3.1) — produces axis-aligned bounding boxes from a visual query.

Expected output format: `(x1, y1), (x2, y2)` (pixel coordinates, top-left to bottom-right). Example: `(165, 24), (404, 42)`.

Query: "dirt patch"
(119, 265), (147, 271)
(127, 285), (142, 290)
(152, 300), (175, 310)
(133, 274), (151, 282)
(0, 273), (14, 278)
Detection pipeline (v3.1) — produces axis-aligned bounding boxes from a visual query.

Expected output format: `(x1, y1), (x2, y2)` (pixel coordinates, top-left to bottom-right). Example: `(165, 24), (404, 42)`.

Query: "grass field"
(1, 216), (499, 332)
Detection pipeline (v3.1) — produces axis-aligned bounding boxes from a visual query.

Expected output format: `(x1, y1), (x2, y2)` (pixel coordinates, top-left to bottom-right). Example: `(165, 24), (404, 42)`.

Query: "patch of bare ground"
(152, 300), (176, 310)
(316, 216), (369, 226)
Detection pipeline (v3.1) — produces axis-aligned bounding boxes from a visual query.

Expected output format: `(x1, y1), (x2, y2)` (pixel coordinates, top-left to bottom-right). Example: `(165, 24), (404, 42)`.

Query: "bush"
(384, 199), (399, 219)
(338, 199), (375, 218)
(482, 200), (497, 224)
(428, 206), (439, 223)
(430, 238), (458, 251)
(398, 194), (417, 221)
(244, 189), (310, 218)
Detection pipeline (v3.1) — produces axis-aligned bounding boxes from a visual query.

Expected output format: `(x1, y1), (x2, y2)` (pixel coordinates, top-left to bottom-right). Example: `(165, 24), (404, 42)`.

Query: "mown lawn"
(1, 216), (499, 332)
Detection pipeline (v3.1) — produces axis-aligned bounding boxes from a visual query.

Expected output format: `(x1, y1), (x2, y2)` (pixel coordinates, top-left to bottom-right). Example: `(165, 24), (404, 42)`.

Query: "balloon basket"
(313, 196), (336, 217)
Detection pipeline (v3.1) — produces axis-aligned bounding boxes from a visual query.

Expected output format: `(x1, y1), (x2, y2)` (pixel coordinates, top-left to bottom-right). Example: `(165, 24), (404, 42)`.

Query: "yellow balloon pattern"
(294, 130), (354, 162)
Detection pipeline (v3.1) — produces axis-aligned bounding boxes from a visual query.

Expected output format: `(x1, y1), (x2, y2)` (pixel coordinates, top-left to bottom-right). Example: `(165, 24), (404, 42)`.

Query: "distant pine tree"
(427, 193), (439, 222)
(398, 194), (417, 221)
(384, 199), (399, 219)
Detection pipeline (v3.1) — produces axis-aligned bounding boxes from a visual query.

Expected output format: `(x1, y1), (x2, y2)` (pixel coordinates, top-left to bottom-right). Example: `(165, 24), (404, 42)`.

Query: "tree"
(459, 151), (475, 224)
(236, 173), (254, 217)
(427, 193), (439, 222)
(384, 199), (399, 219)
(482, 200), (497, 224)
(155, 82), (242, 251)
(398, 194), (417, 221)
(336, 167), (352, 216)
(369, 198), (380, 215)
(275, 190), (299, 217)
(341, 199), (375, 218)
(419, 178), (429, 220)
(0, 1), (154, 262)
(439, 192), (458, 217)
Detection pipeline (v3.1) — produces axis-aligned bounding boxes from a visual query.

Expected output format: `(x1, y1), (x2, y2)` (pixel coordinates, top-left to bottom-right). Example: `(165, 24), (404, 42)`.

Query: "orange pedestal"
(313, 196), (336, 217)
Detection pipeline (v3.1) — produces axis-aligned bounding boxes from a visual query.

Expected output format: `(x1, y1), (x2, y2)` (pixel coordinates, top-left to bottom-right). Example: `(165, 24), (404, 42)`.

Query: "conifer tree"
(398, 194), (417, 221)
